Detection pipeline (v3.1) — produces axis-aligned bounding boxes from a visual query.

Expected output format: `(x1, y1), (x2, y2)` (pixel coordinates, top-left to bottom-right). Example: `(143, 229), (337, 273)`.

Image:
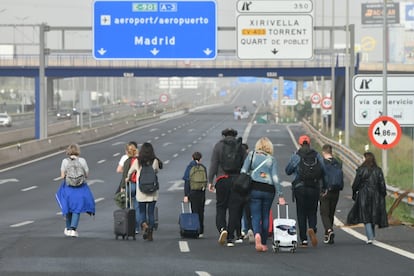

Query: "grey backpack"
(65, 157), (86, 187)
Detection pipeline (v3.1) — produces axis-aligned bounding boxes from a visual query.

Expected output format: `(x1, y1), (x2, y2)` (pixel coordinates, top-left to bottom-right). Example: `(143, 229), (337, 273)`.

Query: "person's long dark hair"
(361, 151), (377, 168)
(138, 142), (156, 166)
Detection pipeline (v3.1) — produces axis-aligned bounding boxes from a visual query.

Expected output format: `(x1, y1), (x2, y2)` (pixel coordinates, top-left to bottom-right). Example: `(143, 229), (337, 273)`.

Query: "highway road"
(0, 86), (413, 275)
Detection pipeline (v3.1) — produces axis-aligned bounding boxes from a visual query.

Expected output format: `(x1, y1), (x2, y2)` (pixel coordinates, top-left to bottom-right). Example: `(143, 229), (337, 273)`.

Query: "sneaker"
(235, 238), (243, 244)
(241, 231), (247, 239)
(300, 240), (308, 247)
(69, 230), (79, 238)
(135, 229), (140, 235)
(328, 231), (335, 244)
(227, 241), (235, 247)
(218, 229), (228, 245)
(307, 228), (318, 247)
(64, 228), (70, 237)
(198, 233), (204, 238)
(247, 229), (255, 244)
(323, 235), (329, 244)
(366, 239), (373, 244)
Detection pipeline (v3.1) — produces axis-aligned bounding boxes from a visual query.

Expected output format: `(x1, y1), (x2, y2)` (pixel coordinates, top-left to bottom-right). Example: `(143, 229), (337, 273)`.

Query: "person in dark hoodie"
(346, 151), (388, 244)
(285, 135), (325, 247)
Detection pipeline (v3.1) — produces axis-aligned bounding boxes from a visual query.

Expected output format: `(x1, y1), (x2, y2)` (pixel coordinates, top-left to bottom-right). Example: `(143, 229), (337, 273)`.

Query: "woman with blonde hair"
(241, 137), (286, 252)
(55, 143), (95, 238)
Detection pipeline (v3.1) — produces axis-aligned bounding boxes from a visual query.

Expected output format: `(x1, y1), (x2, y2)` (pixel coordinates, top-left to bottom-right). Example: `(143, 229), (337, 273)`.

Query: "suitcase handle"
(277, 203), (289, 219)
(181, 201), (192, 213)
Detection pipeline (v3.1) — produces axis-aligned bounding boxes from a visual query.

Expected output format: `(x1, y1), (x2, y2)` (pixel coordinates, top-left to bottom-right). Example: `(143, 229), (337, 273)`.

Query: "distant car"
(90, 106), (104, 117)
(0, 113), (12, 127)
(56, 109), (72, 120)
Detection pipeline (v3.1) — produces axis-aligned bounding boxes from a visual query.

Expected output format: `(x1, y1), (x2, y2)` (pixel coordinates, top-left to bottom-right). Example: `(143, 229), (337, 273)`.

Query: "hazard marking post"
(368, 116), (402, 150)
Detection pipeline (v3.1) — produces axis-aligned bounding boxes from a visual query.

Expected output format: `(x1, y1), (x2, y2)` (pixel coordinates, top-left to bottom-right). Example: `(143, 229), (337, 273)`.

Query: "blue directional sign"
(93, 0), (217, 60)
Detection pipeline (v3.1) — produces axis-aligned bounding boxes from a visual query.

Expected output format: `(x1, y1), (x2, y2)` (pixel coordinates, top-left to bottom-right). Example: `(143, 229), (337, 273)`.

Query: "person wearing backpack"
(208, 128), (246, 246)
(56, 143), (95, 238)
(127, 142), (162, 241)
(285, 135), (325, 247)
(182, 151), (208, 238)
(320, 144), (344, 244)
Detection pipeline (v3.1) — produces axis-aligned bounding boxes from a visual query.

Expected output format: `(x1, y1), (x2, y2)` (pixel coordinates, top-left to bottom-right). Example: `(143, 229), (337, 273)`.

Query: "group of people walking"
(55, 128), (388, 250)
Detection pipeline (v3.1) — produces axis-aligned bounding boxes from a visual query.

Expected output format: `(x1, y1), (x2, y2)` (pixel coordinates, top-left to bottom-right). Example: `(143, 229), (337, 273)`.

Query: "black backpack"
(221, 137), (244, 174)
(138, 163), (159, 194)
(298, 150), (323, 186)
(324, 158), (344, 191)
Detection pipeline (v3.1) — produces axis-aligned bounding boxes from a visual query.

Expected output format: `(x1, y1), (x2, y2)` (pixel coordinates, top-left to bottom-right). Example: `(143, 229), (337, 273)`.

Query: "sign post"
(93, 0), (217, 60)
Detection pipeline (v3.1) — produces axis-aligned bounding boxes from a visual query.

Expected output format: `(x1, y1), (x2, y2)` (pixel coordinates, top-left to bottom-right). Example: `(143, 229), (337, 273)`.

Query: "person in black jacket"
(346, 151), (388, 244)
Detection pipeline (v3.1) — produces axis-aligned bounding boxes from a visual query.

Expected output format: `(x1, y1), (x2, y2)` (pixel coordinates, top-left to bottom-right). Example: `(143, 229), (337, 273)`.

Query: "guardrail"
(301, 119), (414, 208)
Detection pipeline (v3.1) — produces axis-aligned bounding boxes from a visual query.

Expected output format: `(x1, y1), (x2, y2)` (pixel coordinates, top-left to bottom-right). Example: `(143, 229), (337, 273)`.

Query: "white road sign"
(237, 0), (313, 13)
(353, 74), (414, 126)
(237, 14), (313, 59)
(281, 99), (298, 106)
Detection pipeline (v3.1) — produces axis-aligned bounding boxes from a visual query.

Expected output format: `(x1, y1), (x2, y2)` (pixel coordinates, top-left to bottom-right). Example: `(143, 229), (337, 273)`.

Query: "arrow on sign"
(271, 49), (279, 55)
(204, 48), (212, 55)
(98, 48), (107, 55)
(151, 48), (159, 56)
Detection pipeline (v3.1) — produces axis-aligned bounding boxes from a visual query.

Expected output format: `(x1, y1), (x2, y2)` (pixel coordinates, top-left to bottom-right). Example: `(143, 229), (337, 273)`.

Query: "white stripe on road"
(113, 152), (121, 157)
(21, 186), (38, 192)
(335, 217), (414, 260)
(196, 272), (211, 276)
(10, 220), (34, 228)
(95, 197), (104, 203)
(179, 241), (190, 252)
(97, 159), (106, 164)
(205, 199), (212, 206)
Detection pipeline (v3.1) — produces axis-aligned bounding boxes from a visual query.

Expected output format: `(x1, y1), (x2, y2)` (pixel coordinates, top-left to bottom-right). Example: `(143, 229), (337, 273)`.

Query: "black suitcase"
(179, 202), (200, 238)
(114, 182), (136, 240)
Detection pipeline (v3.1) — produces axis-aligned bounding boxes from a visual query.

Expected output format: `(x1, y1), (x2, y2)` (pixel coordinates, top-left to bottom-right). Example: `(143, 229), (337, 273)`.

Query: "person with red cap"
(285, 135), (325, 247)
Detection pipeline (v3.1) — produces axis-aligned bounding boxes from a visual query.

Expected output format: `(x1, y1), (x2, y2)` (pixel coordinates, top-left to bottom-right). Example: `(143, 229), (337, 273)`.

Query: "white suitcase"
(272, 204), (298, 253)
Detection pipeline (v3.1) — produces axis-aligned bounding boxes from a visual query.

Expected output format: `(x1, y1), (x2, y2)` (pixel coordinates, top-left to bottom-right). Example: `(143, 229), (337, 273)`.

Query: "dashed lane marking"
(179, 241), (190, 252)
(10, 220), (34, 228)
(21, 186), (38, 192)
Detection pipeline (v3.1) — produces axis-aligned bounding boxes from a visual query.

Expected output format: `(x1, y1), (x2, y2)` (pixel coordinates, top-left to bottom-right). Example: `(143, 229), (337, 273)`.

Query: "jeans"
(249, 189), (275, 245)
(294, 185), (320, 242)
(364, 223), (375, 241)
(66, 213), (80, 230)
(139, 201), (157, 229)
(127, 182), (140, 231)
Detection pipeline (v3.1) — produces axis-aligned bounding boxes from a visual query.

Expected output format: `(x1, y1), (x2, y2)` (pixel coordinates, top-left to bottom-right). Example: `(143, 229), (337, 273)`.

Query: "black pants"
(215, 176), (233, 233)
(189, 190), (206, 234)
(294, 185), (320, 242)
(227, 190), (247, 240)
(319, 190), (340, 234)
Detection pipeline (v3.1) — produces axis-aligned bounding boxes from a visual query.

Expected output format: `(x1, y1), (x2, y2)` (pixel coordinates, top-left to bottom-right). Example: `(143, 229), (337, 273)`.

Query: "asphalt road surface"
(0, 88), (413, 275)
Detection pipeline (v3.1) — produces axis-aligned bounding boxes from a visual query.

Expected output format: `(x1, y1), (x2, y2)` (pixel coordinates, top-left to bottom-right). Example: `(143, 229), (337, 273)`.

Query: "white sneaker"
(64, 228), (70, 237)
(69, 230), (79, 238)
(235, 238), (243, 244)
(247, 229), (255, 244)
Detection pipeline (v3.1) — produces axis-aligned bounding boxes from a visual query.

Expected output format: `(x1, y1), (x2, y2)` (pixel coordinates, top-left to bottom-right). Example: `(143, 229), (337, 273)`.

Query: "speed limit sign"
(368, 116), (402, 149)
(321, 96), (332, 109)
(310, 93), (321, 104)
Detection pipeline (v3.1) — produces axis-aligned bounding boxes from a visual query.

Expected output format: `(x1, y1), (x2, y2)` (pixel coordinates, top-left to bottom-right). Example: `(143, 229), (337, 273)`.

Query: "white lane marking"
(196, 272), (211, 276)
(163, 142), (172, 147)
(205, 199), (212, 205)
(21, 186), (37, 192)
(164, 160), (170, 165)
(179, 241), (190, 252)
(168, 180), (184, 191)
(161, 133), (166, 136)
(112, 142), (125, 146)
(95, 197), (104, 203)
(154, 136), (159, 140)
(149, 128), (158, 132)
(335, 218), (414, 261)
(280, 181), (292, 187)
(53, 177), (62, 181)
(87, 179), (104, 186)
(0, 178), (19, 185)
(97, 159), (105, 164)
(181, 148), (186, 152)
(10, 220), (34, 228)
(56, 212), (62, 215)
(173, 153), (179, 158)
(113, 152), (121, 157)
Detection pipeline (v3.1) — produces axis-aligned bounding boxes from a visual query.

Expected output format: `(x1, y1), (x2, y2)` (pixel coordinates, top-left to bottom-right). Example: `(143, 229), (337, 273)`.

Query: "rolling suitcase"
(272, 204), (297, 253)
(114, 182), (136, 240)
(178, 201), (200, 238)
